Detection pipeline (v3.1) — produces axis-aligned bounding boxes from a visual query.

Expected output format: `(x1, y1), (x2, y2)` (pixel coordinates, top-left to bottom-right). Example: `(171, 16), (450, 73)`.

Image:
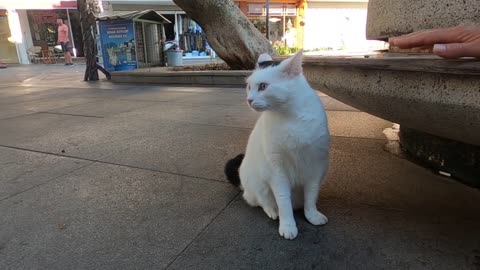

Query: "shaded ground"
(0, 64), (479, 270)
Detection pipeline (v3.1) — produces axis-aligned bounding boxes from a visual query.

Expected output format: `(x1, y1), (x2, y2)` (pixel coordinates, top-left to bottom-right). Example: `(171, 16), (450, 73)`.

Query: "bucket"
(166, 50), (183, 66)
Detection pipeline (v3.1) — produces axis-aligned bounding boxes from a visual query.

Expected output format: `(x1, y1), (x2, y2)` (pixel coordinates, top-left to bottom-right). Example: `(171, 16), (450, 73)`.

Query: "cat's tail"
(224, 154), (244, 187)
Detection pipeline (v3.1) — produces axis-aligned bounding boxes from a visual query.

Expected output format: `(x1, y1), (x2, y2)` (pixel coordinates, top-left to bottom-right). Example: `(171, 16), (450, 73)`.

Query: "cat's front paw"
(263, 207), (278, 220)
(305, 209), (328, 226)
(279, 224), (298, 240)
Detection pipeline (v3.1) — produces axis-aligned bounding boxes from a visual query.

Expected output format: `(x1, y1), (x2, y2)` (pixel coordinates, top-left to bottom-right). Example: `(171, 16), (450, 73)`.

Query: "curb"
(111, 70), (252, 87)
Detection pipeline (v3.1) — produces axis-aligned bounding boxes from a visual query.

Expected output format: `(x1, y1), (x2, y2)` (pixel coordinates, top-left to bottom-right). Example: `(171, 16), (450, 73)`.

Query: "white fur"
(240, 51), (330, 240)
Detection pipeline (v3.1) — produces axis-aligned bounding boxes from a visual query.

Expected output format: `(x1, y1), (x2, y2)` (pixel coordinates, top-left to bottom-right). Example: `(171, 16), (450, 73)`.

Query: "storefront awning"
(97, 10), (171, 24)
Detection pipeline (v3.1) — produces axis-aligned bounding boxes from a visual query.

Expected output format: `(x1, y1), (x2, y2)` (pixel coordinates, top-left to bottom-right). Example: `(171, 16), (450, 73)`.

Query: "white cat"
(225, 50), (330, 240)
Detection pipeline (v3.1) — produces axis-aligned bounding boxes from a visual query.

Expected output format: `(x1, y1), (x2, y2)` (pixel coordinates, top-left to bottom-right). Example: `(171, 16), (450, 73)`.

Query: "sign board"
(99, 19), (137, 72)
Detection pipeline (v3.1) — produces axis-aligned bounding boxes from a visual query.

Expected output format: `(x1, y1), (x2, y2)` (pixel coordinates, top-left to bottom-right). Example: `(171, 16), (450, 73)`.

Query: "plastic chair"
(53, 45), (63, 62)
(41, 49), (54, 64)
(28, 46), (42, 64)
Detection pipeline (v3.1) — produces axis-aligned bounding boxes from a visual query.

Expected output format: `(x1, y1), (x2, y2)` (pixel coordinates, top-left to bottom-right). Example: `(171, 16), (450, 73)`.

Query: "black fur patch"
(224, 154), (244, 187)
(258, 60), (281, 69)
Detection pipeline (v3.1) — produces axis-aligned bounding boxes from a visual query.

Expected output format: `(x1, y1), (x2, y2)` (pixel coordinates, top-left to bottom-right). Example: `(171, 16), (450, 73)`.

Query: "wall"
(0, 9), (31, 64)
(0, 11), (18, 63)
(17, 10), (32, 64)
(304, 2), (385, 52)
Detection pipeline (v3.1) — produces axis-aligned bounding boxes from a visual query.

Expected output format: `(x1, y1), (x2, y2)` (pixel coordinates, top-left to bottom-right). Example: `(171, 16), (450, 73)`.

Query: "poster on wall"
(99, 19), (137, 72)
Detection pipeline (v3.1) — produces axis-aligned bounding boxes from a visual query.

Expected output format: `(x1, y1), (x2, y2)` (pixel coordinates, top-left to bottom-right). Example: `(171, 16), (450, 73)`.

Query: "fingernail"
(388, 38), (395, 45)
(433, 44), (447, 53)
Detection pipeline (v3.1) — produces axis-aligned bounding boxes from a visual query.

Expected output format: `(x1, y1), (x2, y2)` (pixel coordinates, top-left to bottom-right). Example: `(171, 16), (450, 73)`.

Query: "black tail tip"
(224, 154), (244, 187)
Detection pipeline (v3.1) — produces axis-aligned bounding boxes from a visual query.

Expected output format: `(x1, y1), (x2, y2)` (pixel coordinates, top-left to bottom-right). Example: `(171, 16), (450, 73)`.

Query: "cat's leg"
(242, 190), (258, 207)
(240, 157), (278, 219)
(303, 164), (328, 226)
(243, 184), (277, 219)
(291, 186), (304, 210)
(262, 205), (278, 220)
(270, 172), (297, 240)
(257, 188), (278, 220)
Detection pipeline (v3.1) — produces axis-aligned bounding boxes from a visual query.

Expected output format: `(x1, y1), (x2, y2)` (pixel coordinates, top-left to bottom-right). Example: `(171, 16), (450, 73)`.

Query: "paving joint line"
(0, 144), (230, 186)
(0, 112), (41, 121)
(37, 112), (104, 119)
(164, 192), (241, 270)
(0, 100), (103, 120)
(0, 161), (95, 203)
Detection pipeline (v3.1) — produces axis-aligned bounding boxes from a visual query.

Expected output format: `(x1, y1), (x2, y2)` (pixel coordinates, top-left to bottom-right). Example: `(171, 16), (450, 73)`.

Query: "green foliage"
(273, 41), (299, 55)
(303, 47), (334, 52)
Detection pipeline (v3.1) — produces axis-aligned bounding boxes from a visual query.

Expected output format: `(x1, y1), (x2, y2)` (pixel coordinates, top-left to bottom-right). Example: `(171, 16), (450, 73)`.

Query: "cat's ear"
(279, 49), (303, 76)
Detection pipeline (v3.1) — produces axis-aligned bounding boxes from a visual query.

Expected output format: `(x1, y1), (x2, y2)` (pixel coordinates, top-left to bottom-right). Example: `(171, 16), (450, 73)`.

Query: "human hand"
(389, 25), (480, 59)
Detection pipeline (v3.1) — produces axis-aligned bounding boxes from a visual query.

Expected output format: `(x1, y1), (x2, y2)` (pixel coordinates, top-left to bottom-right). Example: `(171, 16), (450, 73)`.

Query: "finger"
(390, 29), (431, 41)
(433, 42), (480, 58)
(390, 27), (463, 49)
(417, 45), (434, 50)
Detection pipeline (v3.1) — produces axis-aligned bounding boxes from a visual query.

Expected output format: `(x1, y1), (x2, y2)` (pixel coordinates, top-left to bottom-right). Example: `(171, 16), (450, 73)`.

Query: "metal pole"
(265, 0), (270, 41)
(66, 9), (76, 57)
(142, 22), (148, 66)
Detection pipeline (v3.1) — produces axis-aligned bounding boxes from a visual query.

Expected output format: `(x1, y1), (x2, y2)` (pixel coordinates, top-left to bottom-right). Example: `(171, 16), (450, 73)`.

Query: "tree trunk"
(172, 0), (275, 70)
(78, 0), (99, 81)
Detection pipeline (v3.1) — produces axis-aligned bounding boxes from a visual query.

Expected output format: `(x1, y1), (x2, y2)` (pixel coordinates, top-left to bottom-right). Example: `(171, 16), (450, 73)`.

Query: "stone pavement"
(1, 64), (480, 270)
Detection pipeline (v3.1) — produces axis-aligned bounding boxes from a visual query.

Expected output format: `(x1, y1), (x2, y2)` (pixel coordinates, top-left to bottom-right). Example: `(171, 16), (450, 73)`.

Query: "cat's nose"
(247, 99), (253, 105)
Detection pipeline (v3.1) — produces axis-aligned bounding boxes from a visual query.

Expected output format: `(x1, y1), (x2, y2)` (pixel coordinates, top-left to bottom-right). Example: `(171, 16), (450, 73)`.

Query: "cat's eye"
(258, 83), (268, 91)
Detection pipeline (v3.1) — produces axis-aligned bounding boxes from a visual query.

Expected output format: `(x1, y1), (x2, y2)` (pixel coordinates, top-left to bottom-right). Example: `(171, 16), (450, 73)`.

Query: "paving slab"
(172, 91), (247, 106)
(0, 86), (56, 98)
(321, 96), (358, 112)
(0, 147), (90, 200)
(0, 113), (97, 145)
(117, 90), (200, 102)
(58, 87), (153, 99)
(327, 111), (392, 139)
(0, 107), (36, 120)
(114, 99), (378, 135)
(324, 137), (480, 218)
(48, 99), (159, 117)
(118, 102), (259, 129)
(1, 97), (97, 116)
(102, 123), (250, 181)
(167, 89), (356, 111)
(0, 162), (239, 270)
(152, 86), (244, 93)
(0, 113), (182, 160)
(168, 198), (480, 270)
(0, 87), (94, 105)
(166, 136), (480, 269)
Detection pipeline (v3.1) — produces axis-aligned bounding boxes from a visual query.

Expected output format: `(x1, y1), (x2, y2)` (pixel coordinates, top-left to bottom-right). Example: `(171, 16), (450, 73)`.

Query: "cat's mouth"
(249, 104), (269, 112)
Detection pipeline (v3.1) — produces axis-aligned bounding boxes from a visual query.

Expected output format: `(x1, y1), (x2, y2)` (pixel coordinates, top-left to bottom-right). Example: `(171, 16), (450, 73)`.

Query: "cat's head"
(245, 50), (304, 112)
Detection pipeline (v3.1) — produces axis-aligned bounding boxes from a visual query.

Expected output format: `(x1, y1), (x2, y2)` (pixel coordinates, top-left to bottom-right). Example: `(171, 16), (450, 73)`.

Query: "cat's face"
(245, 51), (303, 112)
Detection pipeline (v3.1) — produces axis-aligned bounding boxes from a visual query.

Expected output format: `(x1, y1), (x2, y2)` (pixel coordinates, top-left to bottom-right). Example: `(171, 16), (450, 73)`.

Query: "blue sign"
(99, 19), (137, 72)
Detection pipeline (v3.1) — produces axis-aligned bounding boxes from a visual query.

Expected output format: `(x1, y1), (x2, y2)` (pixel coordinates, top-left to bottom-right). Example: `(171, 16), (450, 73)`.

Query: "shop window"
(28, 10), (62, 49)
(269, 4), (283, 16)
(285, 4), (297, 15)
(247, 3), (297, 16)
(27, 9), (84, 57)
(248, 3), (263, 15)
(177, 14), (209, 56)
(245, 3), (298, 47)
